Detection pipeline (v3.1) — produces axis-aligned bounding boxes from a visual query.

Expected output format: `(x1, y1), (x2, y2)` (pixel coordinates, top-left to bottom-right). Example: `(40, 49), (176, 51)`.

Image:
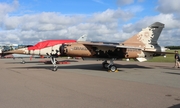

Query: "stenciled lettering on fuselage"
(127, 48), (141, 52)
(73, 47), (87, 50)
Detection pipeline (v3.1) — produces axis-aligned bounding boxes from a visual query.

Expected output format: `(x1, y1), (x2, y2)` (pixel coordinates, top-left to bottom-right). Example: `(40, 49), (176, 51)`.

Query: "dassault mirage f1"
(6, 34), (87, 71)
(59, 22), (170, 72)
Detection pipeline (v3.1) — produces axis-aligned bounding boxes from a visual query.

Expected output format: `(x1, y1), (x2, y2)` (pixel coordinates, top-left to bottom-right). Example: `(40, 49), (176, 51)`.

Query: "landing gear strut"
(50, 57), (58, 71)
(102, 59), (118, 72)
(102, 60), (109, 69)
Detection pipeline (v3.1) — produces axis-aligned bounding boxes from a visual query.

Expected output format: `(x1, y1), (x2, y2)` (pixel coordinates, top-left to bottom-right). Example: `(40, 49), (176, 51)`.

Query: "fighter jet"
(5, 34), (87, 71)
(58, 22), (171, 72)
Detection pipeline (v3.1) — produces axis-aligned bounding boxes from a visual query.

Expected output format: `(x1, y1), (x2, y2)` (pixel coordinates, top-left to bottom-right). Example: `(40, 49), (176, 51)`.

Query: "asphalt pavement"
(0, 58), (180, 108)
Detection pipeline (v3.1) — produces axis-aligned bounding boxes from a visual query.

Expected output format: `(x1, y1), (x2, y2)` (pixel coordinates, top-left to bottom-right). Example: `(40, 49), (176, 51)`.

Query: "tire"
(109, 65), (117, 72)
(102, 63), (109, 69)
(52, 66), (58, 71)
(22, 61), (25, 64)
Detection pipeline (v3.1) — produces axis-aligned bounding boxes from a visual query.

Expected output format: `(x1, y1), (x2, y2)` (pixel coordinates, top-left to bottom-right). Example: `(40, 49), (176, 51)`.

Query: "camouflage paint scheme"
(6, 22), (168, 62)
(4, 22), (171, 72)
(60, 22), (166, 62)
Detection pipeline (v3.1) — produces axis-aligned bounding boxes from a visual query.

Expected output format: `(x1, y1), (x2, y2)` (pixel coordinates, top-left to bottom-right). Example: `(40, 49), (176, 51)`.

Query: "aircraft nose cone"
(5, 49), (25, 54)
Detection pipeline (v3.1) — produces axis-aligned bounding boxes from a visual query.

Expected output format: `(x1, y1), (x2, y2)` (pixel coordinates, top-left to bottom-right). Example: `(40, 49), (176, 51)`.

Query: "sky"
(0, 0), (180, 46)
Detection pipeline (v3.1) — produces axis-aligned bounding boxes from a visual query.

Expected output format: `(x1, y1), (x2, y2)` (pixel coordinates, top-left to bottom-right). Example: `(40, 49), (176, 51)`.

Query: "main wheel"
(109, 65), (117, 72)
(102, 62), (109, 69)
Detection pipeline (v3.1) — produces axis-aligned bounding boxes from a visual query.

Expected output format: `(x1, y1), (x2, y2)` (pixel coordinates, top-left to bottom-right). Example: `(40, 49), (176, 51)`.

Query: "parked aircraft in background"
(58, 22), (172, 72)
(0, 44), (18, 57)
(5, 34), (87, 71)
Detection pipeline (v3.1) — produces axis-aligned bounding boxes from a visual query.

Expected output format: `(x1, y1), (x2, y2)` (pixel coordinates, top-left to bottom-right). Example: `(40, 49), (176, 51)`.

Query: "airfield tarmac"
(0, 58), (180, 108)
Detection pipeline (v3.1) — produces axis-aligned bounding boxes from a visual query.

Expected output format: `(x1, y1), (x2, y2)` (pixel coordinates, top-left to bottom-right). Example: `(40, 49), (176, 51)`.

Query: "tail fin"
(77, 34), (87, 41)
(123, 22), (164, 48)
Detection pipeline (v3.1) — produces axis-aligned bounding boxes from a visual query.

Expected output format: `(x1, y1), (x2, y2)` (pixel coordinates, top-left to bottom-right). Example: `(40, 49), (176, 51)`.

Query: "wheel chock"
(115, 70), (119, 72)
(108, 70), (112, 72)
(107, 69), (119, 72)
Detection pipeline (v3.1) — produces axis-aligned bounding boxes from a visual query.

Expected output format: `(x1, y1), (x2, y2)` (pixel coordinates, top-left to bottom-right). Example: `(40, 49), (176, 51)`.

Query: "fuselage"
(59, 42), (165, 61)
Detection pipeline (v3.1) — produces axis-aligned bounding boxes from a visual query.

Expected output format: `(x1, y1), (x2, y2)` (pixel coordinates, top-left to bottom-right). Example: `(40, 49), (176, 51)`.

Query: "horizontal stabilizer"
(136, 57), (152, 62)
(143, 50), (175, 54)
(116, 45), (141, 49)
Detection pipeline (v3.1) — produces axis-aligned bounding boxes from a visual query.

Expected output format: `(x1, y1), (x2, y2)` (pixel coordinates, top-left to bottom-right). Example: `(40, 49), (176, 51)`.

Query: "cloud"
(0, 0), (180, 46)
(90, 8), (134, 23)
(123, 5), (144, 13)
(0, 1), (134, 45)
(156, 0), (180, 14)
(17, 13), (85, 31)
(116, 0), (134, 6)
(0, 0), (18, 15)
(123, 14), (179, 32)
(122, 13), (180, 46)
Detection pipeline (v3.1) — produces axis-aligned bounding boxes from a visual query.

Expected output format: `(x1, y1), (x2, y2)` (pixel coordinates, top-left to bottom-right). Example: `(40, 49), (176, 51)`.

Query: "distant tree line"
(165, 46), (180, 49)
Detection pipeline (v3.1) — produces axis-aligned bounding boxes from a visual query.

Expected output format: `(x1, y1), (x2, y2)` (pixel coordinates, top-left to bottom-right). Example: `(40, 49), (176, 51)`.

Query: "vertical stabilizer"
(123, 22), (164, 48)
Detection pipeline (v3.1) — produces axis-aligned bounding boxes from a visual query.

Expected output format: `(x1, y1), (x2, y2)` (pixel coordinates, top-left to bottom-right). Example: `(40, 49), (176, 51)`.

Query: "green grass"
(147, 49), (180, 62)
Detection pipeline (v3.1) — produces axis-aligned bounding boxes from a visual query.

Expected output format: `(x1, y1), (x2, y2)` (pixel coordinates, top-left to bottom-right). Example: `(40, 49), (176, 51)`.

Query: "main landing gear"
(102, 59), (118, 72)
(50, 57), (58, 71)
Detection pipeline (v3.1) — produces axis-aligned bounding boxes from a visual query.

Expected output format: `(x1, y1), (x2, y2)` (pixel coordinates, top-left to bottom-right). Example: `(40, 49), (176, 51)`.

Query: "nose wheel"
(21, 58), (26, 64)
(22, 60), (26, 64)
(53, 66), (58, 71)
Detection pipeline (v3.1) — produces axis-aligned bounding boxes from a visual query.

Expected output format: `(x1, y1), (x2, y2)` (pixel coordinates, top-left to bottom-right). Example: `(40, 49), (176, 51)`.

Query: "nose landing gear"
(50, 57), (58, 71)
